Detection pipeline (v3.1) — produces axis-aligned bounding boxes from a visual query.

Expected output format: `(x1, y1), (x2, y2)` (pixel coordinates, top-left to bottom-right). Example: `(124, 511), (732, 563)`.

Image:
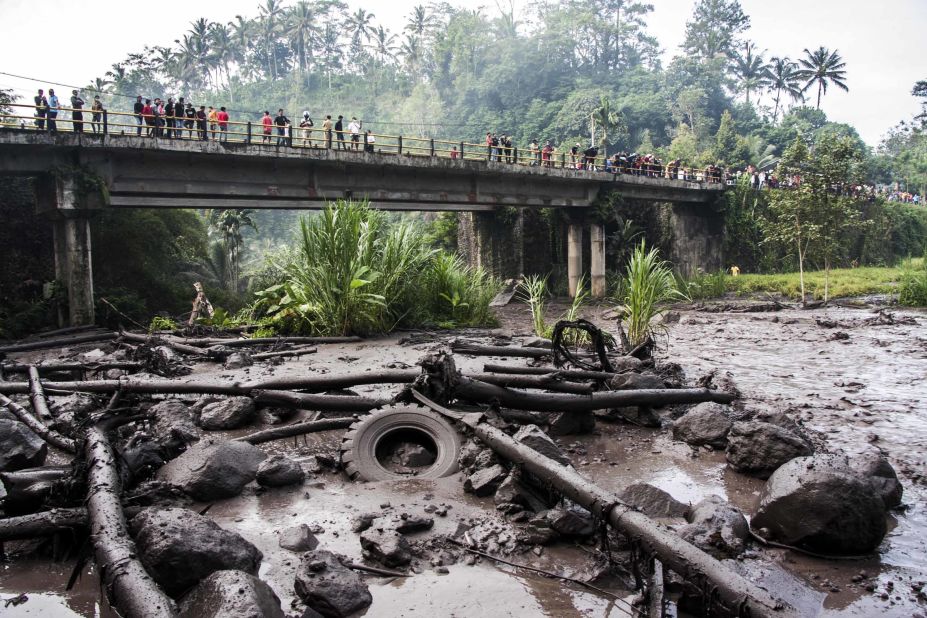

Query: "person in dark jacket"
(175, 98), (186, 139)
(70, 90), (85, 133)
(334, 115), (345, 149)
(34, 89), (48, 130)
(133, 95), (144, 135)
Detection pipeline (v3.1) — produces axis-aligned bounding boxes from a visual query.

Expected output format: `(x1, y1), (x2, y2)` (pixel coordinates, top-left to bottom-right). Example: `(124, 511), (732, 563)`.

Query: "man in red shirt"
(217, 107), (230, 142)
(261, 111), (272, 143)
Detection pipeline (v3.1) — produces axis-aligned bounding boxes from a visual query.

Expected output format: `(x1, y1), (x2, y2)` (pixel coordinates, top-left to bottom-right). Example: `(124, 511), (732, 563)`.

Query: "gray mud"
(1, 302), (926, 617)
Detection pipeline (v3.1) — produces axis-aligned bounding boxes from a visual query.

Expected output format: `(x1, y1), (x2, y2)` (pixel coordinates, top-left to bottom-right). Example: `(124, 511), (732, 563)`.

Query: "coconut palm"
(767, 56), (805, 121)
(207, 209), (257, 293)
(258, 0), (284, 79)
(209, 23), (236, 93)
(319, 23), (343, 90)
(85, 77), (112, 96)
(371, 26), (398, 66)
(729, 42), (770, 105)
(591, 96), (624, 154)
(400, 34), (423, 78)
(286, 1), (317, 74)
(347, 8), (376, 48)
(405, 5), (436, 38)
(797, 46), (849, 110)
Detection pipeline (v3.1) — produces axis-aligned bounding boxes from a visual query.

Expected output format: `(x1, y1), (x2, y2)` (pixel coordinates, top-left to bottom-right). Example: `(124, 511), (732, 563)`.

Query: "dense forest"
(2, 0), (926, 336)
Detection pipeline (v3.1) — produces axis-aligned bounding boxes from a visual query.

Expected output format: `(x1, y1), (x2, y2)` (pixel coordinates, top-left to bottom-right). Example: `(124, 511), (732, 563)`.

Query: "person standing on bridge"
(184, 102), (196, 139)
(207, 106), (218, 140)
(364, 129), (375, 153)
(141, 99), (153, 137)
(217, 107), (229, 142)
(34, 89), (48, 131)
(70, 91), (85, 133)
(262, 111), (273, 143)
(349, 117), (361, 151)
(133, 96), (143, 135)
(90, 96), (104, 134)
(174, 98), (186, 139)
(322, 115), (333, 148)
(196, 105), (208, 140)
(335, 115), (346, 150)
(299, 111), (314, 147)
(47, 89), (59, 133)
(274, 109), (290, 146)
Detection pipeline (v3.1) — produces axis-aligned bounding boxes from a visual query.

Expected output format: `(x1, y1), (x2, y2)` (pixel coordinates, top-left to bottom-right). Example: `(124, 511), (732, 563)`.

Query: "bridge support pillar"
(590, 223), (606, 298)
(567, 222), (583, 298)
(37, 174), (101, 326)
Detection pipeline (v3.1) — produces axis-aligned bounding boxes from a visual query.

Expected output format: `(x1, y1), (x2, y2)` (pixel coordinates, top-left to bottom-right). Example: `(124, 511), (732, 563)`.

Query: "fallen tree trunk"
(451, 341), (552, 359)
(0, 331), (117, 354)
(0, 507), (88, 541)
(2, 361), (143, 375)
(0, 393), (77, 453)
(469, 373), (594, 395)
(452, 377), (735, 412)
(250, 346), (318, 361)
(482, 364), (621, 382)
(165, 335), (362, 348)
(0, 466), (72, 487)
(235, 417), (356, 445)
(411, 391), (795, 618)
(28, 367), (53, 420)
(36, 325), (102, 339)
(119, 331), (205, 357)
(253, 390), (389, 412)
(240, 369), (419, 392)
(84, 422), (177, 617)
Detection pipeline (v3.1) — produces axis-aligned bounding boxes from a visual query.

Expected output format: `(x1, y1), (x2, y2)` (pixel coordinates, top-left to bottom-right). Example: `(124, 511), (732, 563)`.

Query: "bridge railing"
(0, 103), (723, 183)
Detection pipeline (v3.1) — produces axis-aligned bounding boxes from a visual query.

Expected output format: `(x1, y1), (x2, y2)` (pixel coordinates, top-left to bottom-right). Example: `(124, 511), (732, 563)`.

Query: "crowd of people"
(32, 88), (106, 134)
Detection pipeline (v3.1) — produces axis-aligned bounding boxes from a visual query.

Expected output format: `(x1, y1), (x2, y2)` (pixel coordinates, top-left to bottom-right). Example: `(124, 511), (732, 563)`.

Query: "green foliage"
(422, 252), (499, 328)
(613, 241), (687, 348)
(898, 259), (927, 307)
(517, 274), (552, 339)
(148, 316), (179, 332)
(729, 264), (915, 300)
(682, 0), (750, 60)
(682, 269), (728, 300)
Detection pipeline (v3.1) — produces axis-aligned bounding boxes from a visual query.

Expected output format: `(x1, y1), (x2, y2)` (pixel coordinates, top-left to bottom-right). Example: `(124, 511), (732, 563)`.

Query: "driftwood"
(452, 377), (735, 412)
(451, 341), (552, 359)
(28, 367), (53, 420)
(469, 373), (594, 395)
(2, 361), (143, 375)
(84, 422), (177, 617)
(235, 417), (356, 445)
(0, 331), (117, 354)
(0, 507), (88, 541)
(0, 466), (71, 487)
(36, 325), (102, 339)
(482, 364), (622, 382)
(411, 391), (796, 618)
(0, 393), (77, 453)
(649, 559), (665, 618)
(242, 369), (419, 392)
(168, 335), (362, 348)
(253, 390), (389, 411)
(119, 331), (205, 357)
(250, 346), (318, 360)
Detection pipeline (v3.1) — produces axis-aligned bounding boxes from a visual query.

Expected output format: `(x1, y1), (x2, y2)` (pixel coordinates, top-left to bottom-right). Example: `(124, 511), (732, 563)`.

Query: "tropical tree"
(729, 42), (769, 105)
(405, 5), (437, 38)
(347, 8), (376, 66)
(590, 96), (624, 153)
(210, 23), (237, 93)
(371, 26), (398, 66)
(319, 23), (343, 90)
(767, 56), (805, 121)
(682, 0), (750, 60)
(207, 209), (257, 293)
(286, 1), (316, 74)
(258, 0), (284, 79)
(797, 46), (849, 110)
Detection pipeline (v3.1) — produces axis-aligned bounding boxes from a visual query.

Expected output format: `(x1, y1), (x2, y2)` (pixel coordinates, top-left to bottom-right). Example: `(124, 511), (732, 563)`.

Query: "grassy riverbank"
(685, 259), (926, 303)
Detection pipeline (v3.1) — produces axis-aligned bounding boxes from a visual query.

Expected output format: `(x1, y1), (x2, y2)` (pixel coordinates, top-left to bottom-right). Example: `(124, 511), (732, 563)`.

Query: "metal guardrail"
(0, 103), (724, 183)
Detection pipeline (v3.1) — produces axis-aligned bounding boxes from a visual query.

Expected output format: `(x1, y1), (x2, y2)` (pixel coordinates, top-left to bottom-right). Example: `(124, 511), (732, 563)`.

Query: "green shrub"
(613, 241), (687, 348)
(517, 274), (551, 338)
(681, 269), (727, 300)
(899, 259), (927, 306)
(423, 252), (499, 327)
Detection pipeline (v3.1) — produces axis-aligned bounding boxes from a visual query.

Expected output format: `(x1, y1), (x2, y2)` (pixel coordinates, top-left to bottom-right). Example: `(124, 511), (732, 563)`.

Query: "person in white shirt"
(349, 117), (362, 151)
(364, 129), (375, 154)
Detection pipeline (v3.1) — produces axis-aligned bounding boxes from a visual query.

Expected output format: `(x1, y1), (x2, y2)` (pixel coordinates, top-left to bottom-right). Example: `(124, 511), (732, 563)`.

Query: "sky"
(0, 0), (924, 147)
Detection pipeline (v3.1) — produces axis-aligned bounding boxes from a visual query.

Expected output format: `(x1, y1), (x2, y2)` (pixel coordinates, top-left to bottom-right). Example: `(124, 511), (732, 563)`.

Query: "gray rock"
(131, 507), (262, 597)
(678, 495), (749, 558)
(726, 420), (812, 479)
(619, 483), (688, 519)
(199, 396), (256, 430)
(157, 439), (266, 500)
(301, 609), (325, 618)
(522, 337), (551, 348)
(609, 372), (665, 390)
(257, 454), (306, 487)
(223, 352), (253, 370)
(178, 569), (284, 618)
(752, 455), (888, 555)
(517, 522), (557, 545)
(388, 514), (434, 534)
(610, 357), (644, 373)
(604, 405), (661, 427)
(396, 443), (434, 467)
(360, 527), (412, 567)
(513, 424), (571, 466)
(546, 411), (596, 436)
(279, 524), (320, 552)
(148, 400), (199, 457)
(543, 507), (594, 538)
(259, 407), (298, 425)
(0, 419), (47, 471)
(49, 393), (97, 435)
(844, 449), (903, 509)
(673, 402), (733, 448)
(464, 464), (508, 497)
(457, 441), (483, 471)
(294, 550), (372, 618)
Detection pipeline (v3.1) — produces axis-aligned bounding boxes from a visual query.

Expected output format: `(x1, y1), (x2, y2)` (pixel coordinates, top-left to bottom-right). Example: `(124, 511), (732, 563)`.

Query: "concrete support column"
(567, 222), (583, 298)
(590, 223), (606, 298)
(53, 217), (95, 326)
(37, 174), (101, 326)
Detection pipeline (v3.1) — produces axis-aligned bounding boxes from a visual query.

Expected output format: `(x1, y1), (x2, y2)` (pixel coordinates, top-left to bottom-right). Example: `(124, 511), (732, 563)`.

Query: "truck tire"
(340, 405), (462, 481)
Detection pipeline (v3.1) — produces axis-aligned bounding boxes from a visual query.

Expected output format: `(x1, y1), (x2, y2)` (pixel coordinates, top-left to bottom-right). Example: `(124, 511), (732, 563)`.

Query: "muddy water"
(1, 304), (926, 617)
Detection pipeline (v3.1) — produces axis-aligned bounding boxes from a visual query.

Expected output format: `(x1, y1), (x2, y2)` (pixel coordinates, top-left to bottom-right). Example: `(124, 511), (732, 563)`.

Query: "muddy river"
(1, 302), (925, 617)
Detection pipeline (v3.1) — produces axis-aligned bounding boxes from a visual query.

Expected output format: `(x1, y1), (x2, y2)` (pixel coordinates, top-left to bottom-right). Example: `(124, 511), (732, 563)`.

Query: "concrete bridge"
(0, 130), (726, 325)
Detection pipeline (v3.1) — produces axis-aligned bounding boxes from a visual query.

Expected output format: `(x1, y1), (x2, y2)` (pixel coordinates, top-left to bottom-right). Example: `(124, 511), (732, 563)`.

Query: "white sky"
(0, 0), (924, 147)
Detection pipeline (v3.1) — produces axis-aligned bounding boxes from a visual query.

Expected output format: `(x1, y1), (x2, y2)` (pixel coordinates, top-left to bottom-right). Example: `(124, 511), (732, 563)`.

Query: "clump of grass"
(148, 316), (178, 332)
(423, 252), (499, 327)
(681, 269), (727, 300)
(613, 240), (687, 348)
(517, 274), (551, 338)
(899, 258), (927, 307)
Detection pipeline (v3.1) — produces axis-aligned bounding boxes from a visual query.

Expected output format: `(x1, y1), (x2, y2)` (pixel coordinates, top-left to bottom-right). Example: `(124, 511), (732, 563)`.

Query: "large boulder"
(513, 425), (571, 466)
(198, 397), (256, 430)
(542, 507), (594, 538)
(360, 527), (412, 567)
(678, 495), (749, 558)
(131, 507), (263, 597)
(609, 372), (665, 390)
(279, 524), (320, 552)
(148, 400), (199, 457)
(619, 483), (688, 519)
(844, 448), (903, 509)
(49, 393), (97, 435)
(295, 550), (373, 618)
(725, 420), (812, 478)
(178, 570), (285, 618)
(752, 455), (888, 555)
(464, 464), (508, 497)
(156, 439), (266, 501)
(257, 455), (306, 487)
(672, 403), (733, 448)
(0, 419), (47, 471)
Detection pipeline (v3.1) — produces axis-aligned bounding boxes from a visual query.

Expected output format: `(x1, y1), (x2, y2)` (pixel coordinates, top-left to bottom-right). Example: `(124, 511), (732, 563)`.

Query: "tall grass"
(249, 200), (499, 335)
(899, 257), (927, 307)
(681, 269), (727, 300)
(517, 274), (551, 338)
(613, 241), (686, 348)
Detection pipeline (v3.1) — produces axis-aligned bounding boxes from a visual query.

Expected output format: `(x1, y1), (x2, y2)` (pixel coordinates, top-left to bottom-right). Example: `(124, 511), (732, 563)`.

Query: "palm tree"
(400, 34), (423, 78)
(797, 46), (849, 110)
(767, 56), (805, 121)
(105, 64), (129, 94)
(371, 26), (398, 66)
(86, 77), (112, 96)
(347, 8), (376, 67)
(405, 5), (436, 38)
(590, 96), (623, 154)
(210, 23), (236, 94)
(319, 23), (343, 90)
(729, 42), (770, 106)
(207, 209), (257, 293)
(258, 0), (284, 79)
(286, 1), (316, 74)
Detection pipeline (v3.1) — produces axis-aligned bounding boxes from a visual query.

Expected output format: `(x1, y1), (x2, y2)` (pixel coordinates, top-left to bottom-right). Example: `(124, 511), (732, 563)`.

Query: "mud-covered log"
(451, 341), (552, 358)
(414, 394), (794, 618)
(85, 423), (177, 617)
(119, 331), (205, 356)
(250, 346), (318, 360)
(253, 390), (389, 411)
(0, 331), (117, 354)
(2, 361), (143, 375)
(649, 559), (665, 618)
(235, 417), (355, 445)
(28, 367), (53, 420)
(240, 369), (420, 392)
(0, 393), (77, 453)
(166, 335), (362, 347)
(452, 377), (735, 411)
(482, 364), (621, 382)
(469, 373), (594, 394)
(0, 466), (71, 487)
(0, 507), (88, 541)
